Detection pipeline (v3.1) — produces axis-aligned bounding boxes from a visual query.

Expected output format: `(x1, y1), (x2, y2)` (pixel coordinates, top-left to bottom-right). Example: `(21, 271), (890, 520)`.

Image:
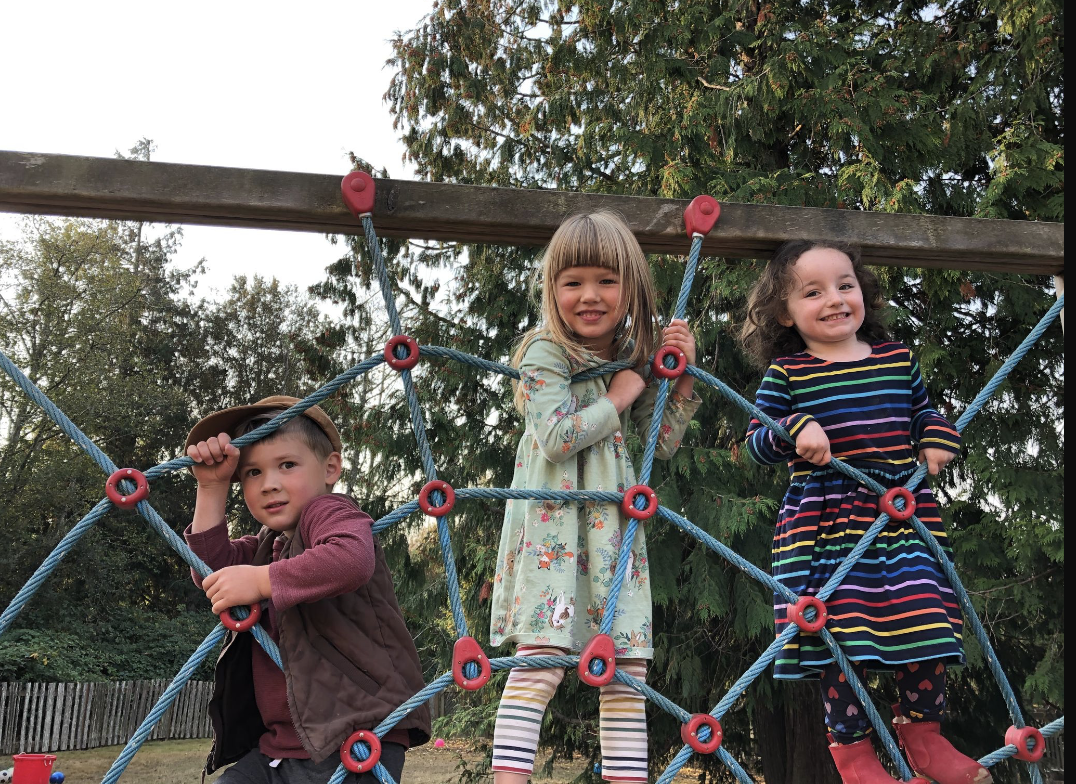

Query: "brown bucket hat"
(185, 396), (342, 474)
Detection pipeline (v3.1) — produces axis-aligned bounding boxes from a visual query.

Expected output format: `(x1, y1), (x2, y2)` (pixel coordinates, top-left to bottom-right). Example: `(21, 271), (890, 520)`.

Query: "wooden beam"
(0, 150), (1063, 275)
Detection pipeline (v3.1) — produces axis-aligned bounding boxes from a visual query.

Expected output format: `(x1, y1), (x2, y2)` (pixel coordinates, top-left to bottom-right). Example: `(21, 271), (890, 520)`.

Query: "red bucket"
(11, 753), (56, 784)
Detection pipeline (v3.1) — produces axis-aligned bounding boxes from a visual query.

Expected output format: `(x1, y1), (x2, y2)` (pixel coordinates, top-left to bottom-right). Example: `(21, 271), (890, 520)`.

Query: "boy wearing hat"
(185, 396), (430, 783)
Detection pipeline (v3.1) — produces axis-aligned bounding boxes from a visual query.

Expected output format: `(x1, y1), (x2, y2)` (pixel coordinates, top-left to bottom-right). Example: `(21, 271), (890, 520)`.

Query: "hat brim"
(185, 396), (342, 482)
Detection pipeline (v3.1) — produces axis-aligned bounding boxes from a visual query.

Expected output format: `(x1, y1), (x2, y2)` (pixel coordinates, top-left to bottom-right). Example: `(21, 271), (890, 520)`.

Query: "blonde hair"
(512, 211), (659, 412)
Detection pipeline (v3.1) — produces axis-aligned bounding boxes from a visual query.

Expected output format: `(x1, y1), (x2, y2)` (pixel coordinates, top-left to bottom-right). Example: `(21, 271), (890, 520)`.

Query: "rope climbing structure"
(0, 172), (1065, 783)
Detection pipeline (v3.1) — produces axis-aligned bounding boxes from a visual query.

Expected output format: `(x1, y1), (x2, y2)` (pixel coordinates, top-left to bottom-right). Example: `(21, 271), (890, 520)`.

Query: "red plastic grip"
(384, 334), (420, 371)
(681, 714), (723, 754)
(340, 729), (382, 774)
(684, 195), (720, 238)
(789, 596), (828, 633)
(880, 486), (916, 521)
(652, 345), (688, 380)
(577, 633), (616, 687)
(418, 480), (455, 517)
(621, 484), (658, 521)
(341, 171), (376, 218)
(452, 636), (491, 691)
(1005, 725), (1045, 762)
(219, 602), (261, 633)
(105, 468), (150, 509)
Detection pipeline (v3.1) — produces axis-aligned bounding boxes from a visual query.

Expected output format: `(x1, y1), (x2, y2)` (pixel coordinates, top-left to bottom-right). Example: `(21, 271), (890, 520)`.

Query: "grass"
(9, 738), (584, 784)
(5, 740), (226, 784)
(12, 738), (707, 783)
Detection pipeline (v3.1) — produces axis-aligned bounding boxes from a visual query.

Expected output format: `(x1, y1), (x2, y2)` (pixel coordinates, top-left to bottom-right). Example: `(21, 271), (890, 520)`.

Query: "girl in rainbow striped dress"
(740, 241), (991, 784)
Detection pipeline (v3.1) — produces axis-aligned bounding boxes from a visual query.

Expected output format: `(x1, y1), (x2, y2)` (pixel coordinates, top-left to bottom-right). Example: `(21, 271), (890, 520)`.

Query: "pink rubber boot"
(892, 711), (993, 784)
(828, 736), (902, 784)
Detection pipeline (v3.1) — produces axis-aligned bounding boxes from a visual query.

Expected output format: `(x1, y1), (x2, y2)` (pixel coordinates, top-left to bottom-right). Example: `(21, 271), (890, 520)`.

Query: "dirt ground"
(12, 737), (704, 783)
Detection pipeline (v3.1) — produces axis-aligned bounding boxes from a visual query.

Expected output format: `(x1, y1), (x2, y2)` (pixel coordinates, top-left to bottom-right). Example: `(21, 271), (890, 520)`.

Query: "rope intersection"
(0, 185), (1065, 783)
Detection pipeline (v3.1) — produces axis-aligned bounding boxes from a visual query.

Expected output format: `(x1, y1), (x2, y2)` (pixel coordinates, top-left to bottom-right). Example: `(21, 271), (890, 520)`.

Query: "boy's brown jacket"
(204, 510), (431, 773)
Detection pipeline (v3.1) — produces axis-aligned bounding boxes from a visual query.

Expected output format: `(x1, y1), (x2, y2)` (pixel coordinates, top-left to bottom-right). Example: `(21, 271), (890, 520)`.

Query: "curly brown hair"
(739, 240), (889, 367)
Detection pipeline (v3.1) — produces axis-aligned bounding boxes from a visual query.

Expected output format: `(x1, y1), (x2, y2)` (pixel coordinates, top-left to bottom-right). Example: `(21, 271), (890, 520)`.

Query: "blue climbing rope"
(0, 196), (1064, 784)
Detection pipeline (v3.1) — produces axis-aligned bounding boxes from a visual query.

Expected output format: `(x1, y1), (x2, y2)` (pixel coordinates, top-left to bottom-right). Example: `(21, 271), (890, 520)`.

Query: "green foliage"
(0, 610), (217, 683)
(335, 2), (1065, 780)
(0, 213), (337, 680)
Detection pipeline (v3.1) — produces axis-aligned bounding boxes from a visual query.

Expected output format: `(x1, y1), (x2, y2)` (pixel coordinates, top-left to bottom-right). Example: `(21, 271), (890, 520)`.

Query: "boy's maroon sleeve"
(269, 493), (376, 612)
(183, 523), (261, 588)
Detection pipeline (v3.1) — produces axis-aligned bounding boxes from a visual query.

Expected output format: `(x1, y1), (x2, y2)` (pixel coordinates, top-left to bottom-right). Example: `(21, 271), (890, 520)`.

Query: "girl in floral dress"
(489, 212), (701, 784)
(740, 240), (990, 784)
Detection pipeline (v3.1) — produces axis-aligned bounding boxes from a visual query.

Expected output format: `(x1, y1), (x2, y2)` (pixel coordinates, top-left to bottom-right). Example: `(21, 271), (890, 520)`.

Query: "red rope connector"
(683, 195), (721, 238)
(788, 596), (828, 633)
(105, 468), (150, 509)
(577, 633), (616, 687)
(652, 345), (688, 380)
(384, 334), (420, 371)
(1005, 725), (1045, 762)
(219, 603), (261, 633)
(340, 729), (382, 774)
(341, 171), (376, 218)
(452, 636), (491, 691)
(418, 480), (455, 517)
(880, 486), (916, 521)
(681, 714), (723, 754)
(621, 484), (658, 521)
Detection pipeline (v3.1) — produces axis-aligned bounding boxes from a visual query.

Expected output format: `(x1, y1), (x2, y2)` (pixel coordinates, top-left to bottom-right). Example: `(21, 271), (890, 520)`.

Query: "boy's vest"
(204, 514), (431, 773)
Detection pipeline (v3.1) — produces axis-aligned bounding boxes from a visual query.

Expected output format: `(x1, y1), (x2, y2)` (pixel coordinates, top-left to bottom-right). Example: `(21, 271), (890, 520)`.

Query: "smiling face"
(779, 247), (867, 358)
(237, 433), (341, 533)
(553, 265), (627, 358)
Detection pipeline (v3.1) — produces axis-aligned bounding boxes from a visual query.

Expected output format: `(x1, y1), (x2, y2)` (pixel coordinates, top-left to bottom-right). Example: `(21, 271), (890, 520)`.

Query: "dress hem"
(491, 635), (654, 660)
(773, 651), (966, 679)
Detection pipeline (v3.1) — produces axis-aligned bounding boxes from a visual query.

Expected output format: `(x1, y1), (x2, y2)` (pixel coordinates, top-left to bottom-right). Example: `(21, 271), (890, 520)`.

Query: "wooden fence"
(0, 680), (212, 755)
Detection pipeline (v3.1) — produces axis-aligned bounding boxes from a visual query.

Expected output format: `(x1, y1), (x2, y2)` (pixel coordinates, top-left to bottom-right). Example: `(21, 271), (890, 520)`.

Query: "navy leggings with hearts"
(820, 659), (947, 744)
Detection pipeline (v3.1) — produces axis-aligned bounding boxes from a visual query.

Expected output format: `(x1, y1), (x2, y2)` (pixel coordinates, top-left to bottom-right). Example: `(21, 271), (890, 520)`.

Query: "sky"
(0, 1), (435, 299)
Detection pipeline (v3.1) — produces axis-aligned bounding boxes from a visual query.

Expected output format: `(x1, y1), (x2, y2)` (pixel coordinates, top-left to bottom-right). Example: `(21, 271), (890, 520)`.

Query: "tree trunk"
(754, 681), (840, 784)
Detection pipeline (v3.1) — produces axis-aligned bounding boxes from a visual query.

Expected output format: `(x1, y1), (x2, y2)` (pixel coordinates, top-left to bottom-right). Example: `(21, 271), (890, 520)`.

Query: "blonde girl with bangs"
(490, 211), (702, 784)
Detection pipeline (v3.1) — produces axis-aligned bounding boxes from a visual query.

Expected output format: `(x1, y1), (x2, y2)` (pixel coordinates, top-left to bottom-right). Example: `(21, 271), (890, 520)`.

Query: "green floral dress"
(489, 337), (701, 659)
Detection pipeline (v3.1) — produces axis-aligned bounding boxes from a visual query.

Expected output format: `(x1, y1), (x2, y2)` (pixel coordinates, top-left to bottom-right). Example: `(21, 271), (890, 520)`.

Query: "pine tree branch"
(697, 77), (733, 91)
(395, 283), (485, 339)
(966, 567), (1058, 597)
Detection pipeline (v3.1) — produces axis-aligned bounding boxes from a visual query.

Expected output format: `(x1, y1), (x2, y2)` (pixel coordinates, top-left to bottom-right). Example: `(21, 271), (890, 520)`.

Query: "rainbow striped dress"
(746, 341), (965, 679)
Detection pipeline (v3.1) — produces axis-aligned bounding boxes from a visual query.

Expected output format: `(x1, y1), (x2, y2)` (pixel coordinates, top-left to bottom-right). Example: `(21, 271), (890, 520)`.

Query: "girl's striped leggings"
(491, 645), (648, 782)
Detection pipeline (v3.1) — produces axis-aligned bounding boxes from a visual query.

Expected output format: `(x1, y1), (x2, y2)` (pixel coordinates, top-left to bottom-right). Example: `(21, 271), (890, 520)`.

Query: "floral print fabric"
(489, 337), (701, 658)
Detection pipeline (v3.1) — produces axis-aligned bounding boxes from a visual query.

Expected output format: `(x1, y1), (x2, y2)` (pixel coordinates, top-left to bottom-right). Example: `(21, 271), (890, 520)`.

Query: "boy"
(184, 395), (430, 783)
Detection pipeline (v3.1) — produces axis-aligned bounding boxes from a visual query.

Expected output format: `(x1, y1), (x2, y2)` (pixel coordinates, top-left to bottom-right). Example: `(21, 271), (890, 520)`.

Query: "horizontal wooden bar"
(0, 150), (1063, 274)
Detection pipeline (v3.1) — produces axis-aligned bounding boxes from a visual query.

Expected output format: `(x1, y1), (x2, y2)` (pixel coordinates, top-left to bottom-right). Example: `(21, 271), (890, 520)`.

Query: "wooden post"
(111, 681), (123, 745)
(0, 683), (6, 754)
(18, 682), (32, 752)
(57, 683), (68, 751)
(102, 682), (114, 746)
(31, 682), (43, 751)
(42, 683), (55, 751)
(175, 684), (184, 738)
(49, 683), (63, 750)
(89, 682), (103, 749)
